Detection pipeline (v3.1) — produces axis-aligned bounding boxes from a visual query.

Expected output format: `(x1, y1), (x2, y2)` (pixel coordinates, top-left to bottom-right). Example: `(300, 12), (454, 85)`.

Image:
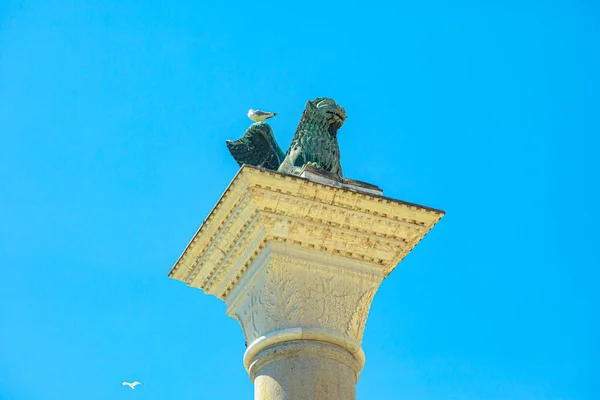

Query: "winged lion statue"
(226, 97), (347, 178)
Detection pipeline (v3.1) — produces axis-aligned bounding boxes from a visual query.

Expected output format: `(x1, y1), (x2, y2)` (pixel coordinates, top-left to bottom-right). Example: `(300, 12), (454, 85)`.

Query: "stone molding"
(248, 339), (362, 382)
(168, 165), (444, 382)
(169, 166), (444, 298)
(245, 328), (364, 381)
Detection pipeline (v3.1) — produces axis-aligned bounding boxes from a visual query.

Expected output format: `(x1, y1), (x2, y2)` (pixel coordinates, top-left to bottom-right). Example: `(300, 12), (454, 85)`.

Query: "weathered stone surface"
(252, 341), (359, 400)
(169, 165), (444, 399)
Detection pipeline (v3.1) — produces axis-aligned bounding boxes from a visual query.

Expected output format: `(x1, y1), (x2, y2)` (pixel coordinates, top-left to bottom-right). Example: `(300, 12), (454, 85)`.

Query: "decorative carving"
(186, 187), (254, 287)
(169, 167), (443, 286)
(347, 286), (378, 342)
(169, 166), (444, 354)
(242, 285), (263, 339)
(308, 273), (351, 322)
(263, 263), (302, 329)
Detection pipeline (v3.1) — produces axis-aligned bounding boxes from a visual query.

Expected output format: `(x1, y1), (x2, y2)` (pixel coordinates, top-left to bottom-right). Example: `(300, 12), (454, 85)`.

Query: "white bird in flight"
(247, 109), (277, 122)
(121, 381), (142, 389)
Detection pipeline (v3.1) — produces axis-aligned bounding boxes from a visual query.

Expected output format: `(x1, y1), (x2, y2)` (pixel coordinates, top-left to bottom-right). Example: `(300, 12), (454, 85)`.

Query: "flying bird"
(247, 109), (277, 122)
(121, 381), (142, 389)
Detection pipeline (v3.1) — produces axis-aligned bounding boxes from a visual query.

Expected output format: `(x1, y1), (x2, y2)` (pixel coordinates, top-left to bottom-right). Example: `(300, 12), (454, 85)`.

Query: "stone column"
(169, 166), (443, 400)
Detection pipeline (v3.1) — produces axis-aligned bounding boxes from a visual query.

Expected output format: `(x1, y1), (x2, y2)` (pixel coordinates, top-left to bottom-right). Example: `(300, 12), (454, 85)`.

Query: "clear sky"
(1, 0), (598, 399)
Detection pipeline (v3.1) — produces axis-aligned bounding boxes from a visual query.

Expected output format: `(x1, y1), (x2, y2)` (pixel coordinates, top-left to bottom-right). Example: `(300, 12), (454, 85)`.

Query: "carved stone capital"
(169, 166), (444, 390)
(224, 242), (380, 374)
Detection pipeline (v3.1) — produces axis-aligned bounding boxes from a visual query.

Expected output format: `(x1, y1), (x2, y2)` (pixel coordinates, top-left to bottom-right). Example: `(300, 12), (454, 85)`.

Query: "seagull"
(247, 109), (277, 122)
(121, 381), (142, 389)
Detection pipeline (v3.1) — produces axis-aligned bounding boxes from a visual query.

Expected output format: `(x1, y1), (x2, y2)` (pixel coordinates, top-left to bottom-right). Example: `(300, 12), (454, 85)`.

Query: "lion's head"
(304, 97), (347, 136)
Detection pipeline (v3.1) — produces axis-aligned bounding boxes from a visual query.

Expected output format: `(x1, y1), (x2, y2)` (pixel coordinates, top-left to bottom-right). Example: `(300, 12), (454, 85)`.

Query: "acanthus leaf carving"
(263, 263), (302, 329)
(242, 284), (263, 339)
(308, 272), (351, 323)
(347, 286), (378, 342)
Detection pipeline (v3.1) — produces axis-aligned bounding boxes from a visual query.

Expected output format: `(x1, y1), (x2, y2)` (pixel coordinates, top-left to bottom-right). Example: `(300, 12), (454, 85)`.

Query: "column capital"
(169, 165), (444, 379)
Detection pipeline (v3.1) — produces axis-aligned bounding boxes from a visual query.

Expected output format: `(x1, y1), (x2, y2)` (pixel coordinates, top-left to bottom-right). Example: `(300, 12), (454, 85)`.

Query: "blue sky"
(0, 0), (598, 399)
